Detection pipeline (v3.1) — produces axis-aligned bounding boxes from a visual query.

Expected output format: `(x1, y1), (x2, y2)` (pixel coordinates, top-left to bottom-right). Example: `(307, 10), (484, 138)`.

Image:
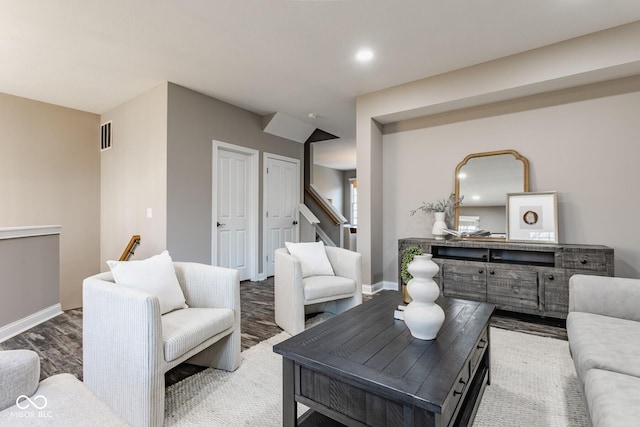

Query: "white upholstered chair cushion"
(161, 307), (234, 362)
(106, 250), (187, 315)
(285, 241), (335, 278)
(303, 276), (356, 303)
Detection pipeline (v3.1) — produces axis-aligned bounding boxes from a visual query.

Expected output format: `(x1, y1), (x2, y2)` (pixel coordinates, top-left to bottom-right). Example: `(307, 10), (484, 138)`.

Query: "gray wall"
(0, 233), (60, 328)
(312, 164), (345, 214)
(166, 83), (304, 270)
(0, 92), (100, 309)
(382, 81), (640, 282)
(357, 22), (640, 287)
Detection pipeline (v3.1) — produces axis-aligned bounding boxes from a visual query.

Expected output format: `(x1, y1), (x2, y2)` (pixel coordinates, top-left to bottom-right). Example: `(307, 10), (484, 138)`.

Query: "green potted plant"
(400, 246), (423, 303)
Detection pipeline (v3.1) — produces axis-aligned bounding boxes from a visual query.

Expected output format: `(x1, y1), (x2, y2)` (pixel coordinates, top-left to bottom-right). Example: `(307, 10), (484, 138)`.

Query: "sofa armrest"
(173, 262), (240, 312)
(569, 274), (640, 321)
(82, 274), (164, 420)
(274, 248), (306, 333)
(0, 350), (40, 411)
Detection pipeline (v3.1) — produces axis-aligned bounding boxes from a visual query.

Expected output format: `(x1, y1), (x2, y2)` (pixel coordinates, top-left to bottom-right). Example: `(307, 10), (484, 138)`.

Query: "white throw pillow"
(285, 241), (335, 278)
(106, 250), (187, 315)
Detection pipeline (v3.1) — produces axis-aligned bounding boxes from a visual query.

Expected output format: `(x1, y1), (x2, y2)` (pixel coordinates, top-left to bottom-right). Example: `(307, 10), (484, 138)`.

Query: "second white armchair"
(275, 244), (362, 335)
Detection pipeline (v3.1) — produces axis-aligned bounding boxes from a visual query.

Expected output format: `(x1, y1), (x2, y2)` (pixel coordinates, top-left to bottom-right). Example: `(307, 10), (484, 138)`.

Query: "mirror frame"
(454, 149), (529, 240)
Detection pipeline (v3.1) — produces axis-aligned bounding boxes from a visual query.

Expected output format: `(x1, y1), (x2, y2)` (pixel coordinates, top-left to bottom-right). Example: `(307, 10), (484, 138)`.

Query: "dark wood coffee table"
(273, 291), (495, 427)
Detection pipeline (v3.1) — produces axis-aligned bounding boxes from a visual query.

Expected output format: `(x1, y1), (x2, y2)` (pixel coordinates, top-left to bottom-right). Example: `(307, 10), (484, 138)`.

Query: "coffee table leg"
(282, 358), (297, 426)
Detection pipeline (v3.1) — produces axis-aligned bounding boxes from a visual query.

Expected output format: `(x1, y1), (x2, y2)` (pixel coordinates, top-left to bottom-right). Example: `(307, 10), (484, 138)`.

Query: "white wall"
(382, 83), (640, 282)
(100, 83), (169, 266)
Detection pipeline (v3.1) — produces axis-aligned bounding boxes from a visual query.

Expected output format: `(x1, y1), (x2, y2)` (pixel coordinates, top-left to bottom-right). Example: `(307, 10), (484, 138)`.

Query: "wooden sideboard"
(398, 238), (614, 319)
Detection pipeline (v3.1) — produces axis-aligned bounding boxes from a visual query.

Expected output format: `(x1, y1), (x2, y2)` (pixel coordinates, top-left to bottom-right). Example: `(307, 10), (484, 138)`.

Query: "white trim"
(299, 203), (319, 224)
(263, 153), (301, 277)
(362, 281), (397, 295)
(212, 141), (259, 281)
(0, 225), (62, 240)
(0, 304), (63, 343)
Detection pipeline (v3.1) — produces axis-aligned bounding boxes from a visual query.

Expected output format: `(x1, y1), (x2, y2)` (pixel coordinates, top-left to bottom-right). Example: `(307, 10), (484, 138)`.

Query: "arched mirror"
(454, 150), (529, 239)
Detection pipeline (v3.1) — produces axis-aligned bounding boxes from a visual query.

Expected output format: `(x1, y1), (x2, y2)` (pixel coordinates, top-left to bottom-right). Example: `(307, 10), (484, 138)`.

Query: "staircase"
(304, 184), (348, 247)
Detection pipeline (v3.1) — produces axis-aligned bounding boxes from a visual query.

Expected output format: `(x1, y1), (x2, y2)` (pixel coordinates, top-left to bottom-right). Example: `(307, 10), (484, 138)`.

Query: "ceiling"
(2, 1), (640, 170)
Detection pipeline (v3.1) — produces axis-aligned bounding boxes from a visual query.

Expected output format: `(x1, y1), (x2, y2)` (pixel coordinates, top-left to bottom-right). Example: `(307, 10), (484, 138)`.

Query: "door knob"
(217, 222), (226, 228)
(292, 220), (298, 225)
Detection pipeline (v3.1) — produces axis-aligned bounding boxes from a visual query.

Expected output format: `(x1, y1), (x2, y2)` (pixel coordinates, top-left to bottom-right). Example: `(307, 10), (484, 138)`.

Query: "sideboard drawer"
(442, 263), (487, 301)
(562, 252), (607, 271)
(486, 267), (538, 310)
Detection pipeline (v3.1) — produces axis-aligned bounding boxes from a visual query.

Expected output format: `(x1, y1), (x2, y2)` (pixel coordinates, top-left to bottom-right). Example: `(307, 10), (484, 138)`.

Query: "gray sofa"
(567, 274), (640, 427)
(0, 349), (127, 426)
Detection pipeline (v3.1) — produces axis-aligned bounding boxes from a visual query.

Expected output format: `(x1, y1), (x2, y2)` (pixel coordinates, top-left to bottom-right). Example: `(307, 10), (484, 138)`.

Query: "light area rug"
(473, 327), (588, 427)
(165, 327), (589, 426)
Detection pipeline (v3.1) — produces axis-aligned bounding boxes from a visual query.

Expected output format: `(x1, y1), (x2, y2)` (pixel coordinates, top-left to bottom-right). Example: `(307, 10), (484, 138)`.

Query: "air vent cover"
(101, 121), (112, 151)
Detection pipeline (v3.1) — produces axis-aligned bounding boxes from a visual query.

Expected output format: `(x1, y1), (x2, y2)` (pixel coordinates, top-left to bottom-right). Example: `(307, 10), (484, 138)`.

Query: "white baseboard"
(0, 304), (63, 344)
(362, 281), (398, 295)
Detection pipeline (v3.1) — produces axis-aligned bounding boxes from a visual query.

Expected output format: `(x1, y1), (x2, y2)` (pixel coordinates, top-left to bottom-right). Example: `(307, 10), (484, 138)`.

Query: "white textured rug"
(165, 327), (589, 426)
(473, 328), (588, 427)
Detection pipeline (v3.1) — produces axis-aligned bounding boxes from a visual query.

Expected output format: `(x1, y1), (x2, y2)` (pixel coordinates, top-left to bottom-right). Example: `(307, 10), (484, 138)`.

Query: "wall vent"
(101, 121), (112, 151)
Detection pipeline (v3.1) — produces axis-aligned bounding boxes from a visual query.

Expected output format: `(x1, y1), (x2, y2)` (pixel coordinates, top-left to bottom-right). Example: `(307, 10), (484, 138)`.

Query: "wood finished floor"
(0, 277), (566, 386)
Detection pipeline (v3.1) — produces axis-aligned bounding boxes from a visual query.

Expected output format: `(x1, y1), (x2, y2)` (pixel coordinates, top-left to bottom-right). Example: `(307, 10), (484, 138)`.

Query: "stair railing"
(119, 235), (141, 261)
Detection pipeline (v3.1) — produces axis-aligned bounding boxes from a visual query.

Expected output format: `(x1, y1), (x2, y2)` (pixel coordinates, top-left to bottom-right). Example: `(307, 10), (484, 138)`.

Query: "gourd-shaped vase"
(403, 254), (445, 340)
(431, 211), (447, 240)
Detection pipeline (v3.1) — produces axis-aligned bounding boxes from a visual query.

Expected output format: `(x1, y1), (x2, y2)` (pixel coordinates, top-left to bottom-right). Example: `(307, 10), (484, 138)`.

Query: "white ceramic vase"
(432, 211), (447, 240)
(403, 254), (445, 340)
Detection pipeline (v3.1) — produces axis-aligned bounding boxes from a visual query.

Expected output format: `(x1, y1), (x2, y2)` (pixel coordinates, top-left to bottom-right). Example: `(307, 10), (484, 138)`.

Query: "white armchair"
(275, 245), (362, 335)
(83, 262), (241, 427)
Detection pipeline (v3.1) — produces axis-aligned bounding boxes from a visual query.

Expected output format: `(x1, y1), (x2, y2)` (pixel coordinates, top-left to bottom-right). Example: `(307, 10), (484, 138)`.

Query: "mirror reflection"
(454, 150), (529, 238)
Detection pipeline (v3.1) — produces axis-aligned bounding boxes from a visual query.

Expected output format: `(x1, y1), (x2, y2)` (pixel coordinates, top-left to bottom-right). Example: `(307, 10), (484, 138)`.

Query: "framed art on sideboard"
(506, 191), (558, 243)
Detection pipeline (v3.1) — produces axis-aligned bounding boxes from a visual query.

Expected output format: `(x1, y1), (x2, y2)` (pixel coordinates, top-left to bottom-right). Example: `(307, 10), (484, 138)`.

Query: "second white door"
(264, 154), (300, 277)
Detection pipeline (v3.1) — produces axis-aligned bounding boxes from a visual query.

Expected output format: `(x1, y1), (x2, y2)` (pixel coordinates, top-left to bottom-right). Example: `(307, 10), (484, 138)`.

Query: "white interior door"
(264, 154), (300, 277)
(215, 144), (257, 281)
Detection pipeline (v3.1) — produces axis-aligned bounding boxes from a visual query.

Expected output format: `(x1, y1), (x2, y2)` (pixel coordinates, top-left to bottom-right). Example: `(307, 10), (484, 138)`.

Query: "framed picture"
(506, 191), (558, 243)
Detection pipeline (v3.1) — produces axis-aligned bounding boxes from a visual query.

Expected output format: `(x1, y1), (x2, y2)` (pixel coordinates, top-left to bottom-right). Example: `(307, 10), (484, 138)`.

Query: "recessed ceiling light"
(355, 49), (374, 62)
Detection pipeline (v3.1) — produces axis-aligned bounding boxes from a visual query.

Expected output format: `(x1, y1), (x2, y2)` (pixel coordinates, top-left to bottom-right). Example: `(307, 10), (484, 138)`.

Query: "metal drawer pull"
(477, 339), (487, 349)
(478, 270), (484, 274)
(453, 378), (467, 396)
(580, 259), (588, 264)
(548, 275), (554, 281)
